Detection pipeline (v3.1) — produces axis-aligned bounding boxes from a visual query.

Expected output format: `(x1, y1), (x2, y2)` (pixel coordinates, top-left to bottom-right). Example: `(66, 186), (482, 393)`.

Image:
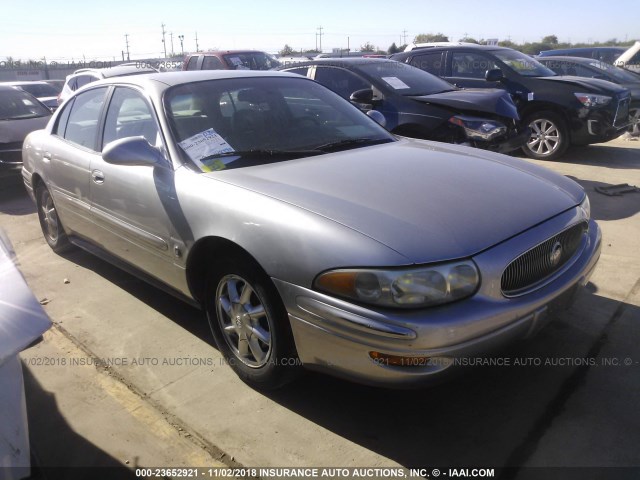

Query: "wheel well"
(31, 173), (44, 192)
(520, 103), (569, 125)
(185, 237), (266, 305)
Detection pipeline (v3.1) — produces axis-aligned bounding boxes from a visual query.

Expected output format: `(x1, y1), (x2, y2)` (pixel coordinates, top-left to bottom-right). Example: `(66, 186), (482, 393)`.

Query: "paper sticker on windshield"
(178, 128), (235, 171)
(381, 76), (410, 89)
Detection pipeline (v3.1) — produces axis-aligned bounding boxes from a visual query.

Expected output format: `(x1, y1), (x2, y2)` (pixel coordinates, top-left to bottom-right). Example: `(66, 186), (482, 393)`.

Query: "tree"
(413, 33), (449, 43)
(459, 37), (479, 44)
(542, 35), (558, 45)
(388, 42), (400, 54)
(498, 40), (518, 49)
(279, 44), (295, 56)
(360, 42), (376, 52)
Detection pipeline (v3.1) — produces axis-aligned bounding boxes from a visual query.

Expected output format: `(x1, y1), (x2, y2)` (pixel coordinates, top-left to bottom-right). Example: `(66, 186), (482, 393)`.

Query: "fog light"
(369, 351), (431, 367)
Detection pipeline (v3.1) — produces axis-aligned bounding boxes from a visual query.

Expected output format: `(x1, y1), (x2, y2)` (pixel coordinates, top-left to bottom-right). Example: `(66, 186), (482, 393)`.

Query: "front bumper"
(274, 208), (601, 388)
(569, 96), (631, 145)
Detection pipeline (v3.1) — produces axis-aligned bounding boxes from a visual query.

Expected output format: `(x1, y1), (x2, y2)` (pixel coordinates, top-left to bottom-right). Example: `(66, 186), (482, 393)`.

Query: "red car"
(182, 50), (280, 71)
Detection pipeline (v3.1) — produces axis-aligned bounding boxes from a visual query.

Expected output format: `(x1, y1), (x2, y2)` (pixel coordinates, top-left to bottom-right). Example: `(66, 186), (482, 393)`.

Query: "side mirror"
(102, 136), (166, 167)
(350, 88), (374, 104)
(366, 110), (387, 128)
(486, 69), (504, 82)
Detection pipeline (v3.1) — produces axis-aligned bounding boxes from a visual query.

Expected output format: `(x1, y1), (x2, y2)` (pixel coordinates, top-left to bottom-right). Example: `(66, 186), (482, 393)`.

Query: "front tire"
(35, 185), (73, 253)
(522, 111), (569, 160)
(205, 256), (300, 389)
(629, 106), (640, 136)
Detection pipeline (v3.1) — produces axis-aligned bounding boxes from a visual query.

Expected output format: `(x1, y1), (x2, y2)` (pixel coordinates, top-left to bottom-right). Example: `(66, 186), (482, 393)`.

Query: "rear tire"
(204, 255), (301, 390)
(629, 106), (640, 136)
(522, 111), (569, 160)
(35, 185), (74, 253)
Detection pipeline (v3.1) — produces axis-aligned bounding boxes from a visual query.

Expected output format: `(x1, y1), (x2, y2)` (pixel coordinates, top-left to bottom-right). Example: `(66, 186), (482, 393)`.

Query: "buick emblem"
(550, 241), (563, 267)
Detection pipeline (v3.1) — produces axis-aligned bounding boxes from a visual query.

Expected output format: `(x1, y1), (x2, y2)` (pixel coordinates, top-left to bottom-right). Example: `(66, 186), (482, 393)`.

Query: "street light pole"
(179, 35), (184, 55)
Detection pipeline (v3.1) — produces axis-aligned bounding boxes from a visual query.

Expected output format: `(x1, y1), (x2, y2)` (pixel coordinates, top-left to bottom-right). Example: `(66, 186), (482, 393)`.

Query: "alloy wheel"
(630, 108), (640, 136)
(527, 118), (561, 157)
(40, 189), (60, 243)
(216, 274), (273, 368)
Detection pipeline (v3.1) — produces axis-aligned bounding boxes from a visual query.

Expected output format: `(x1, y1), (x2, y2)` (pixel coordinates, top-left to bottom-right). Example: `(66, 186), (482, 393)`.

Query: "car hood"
(536, 75), (628, 95)
(407, 88), (520, 120)
(619, 83), (640, 100)
(208, 140), (583, 264)
(0, 115), (50, 143)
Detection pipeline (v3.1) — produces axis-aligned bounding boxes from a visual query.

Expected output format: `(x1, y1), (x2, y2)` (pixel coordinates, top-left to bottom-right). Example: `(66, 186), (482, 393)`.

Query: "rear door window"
(410, 52), (445, 76)
(202, 56), (224, 70)
(63, 87), (108, 150)
(313, 67), (369, 99)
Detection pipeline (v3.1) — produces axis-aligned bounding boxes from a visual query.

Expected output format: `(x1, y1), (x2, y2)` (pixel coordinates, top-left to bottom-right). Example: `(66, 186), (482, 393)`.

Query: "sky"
(1, 0), (638, 62)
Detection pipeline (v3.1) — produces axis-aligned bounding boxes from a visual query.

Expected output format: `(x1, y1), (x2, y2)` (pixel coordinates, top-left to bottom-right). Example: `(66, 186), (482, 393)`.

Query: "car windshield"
(16, 82), (60, 97)
(357, 61), (456, 95)
(493, 50), (556, 77)
(0, 89), (51, 120)
(588, 60), (640, 83)
(222, 52), (281, 70)
(164, 76), (394, 171)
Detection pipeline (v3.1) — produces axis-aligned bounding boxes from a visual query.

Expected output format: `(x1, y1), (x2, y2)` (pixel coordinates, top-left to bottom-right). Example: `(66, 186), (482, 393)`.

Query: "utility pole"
(195, 32), (200, 52)
(317, 26), (324, 52)
(124, 33), (130, 61)
(402, 29), (408, 45)
(170, 32), (174, 57)
(178, 35), (184, 55)
(161, 23), (167, 58)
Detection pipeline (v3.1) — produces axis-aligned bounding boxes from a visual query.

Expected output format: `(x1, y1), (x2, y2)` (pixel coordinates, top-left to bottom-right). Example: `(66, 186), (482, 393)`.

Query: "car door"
(89, 85), (183, 285)
(46, 87), (109, 238)
(445, 51), (504, 89)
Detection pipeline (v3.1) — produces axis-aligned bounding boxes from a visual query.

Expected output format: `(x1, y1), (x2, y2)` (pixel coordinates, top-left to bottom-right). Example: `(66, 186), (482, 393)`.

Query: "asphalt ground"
(1, 137), (639, 479)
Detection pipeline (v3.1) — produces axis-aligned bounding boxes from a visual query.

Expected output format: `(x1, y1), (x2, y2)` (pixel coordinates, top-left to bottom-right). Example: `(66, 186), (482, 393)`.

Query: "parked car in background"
(22, 70), (600, 389)
(43, 79), (65, 94)
(58, 63), (157, 105)
(537, 46), (628, 65)
(182, 50), (280, 71)
(538, 56), (640, 135)
(3, 81), (60, 111)
(392, 45), (632, 160)
(0, 85), (51, 175)
(615, 41), (640, 75)
(279, 58), (527, 152)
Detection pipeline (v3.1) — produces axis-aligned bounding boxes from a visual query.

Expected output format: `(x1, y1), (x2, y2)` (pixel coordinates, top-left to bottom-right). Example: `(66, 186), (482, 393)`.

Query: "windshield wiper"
(313, 138), (392, 152)
(199, 148), (323, 162)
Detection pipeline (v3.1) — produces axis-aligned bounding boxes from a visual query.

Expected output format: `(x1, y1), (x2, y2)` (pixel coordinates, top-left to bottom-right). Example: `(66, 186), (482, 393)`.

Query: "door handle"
(91, 169), (105, 184)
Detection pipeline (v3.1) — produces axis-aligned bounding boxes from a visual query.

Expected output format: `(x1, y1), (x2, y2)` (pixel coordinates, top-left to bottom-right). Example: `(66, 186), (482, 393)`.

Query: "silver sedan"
(21, 70), (601, 389)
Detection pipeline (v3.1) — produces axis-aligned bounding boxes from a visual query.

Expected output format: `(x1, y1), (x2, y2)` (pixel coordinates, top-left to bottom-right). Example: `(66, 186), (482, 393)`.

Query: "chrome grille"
(614, 97), (631, 127)
(501, 222), (588, 296)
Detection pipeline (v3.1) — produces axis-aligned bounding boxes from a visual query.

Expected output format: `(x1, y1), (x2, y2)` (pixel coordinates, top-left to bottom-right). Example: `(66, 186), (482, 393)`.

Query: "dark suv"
(182, 50), (280, 71)
(392, 45), (632, 160)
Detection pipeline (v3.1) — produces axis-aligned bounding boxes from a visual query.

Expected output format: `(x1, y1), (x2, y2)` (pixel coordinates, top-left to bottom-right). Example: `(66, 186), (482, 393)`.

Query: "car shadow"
(262, 289), (640, 469)
(58, 248), (214, 347)
(0, 174), (36, 216)
(22, 366), (138, 479)
(513, 141), (640, 169)
(567, 177), (640, 221)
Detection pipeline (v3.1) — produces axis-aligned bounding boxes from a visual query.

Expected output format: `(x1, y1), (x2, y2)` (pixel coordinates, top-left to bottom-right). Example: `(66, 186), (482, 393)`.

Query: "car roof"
(0, 84), (22, 92)
(87, 69), (303, 89)
(2, 80), (50, 85)
(190, 50), (271, 55)
(537, 56), (602, 64)
(72, 64), (157, 78)
(280, 57), (395, 68)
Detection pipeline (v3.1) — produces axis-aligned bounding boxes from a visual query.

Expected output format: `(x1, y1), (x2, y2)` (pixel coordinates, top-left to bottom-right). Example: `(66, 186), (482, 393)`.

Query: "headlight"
(574, 93), (611, 108)
(449, 115), (507, 141)
(579, 194), (591, 220)
(314, 261), (480, 309)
